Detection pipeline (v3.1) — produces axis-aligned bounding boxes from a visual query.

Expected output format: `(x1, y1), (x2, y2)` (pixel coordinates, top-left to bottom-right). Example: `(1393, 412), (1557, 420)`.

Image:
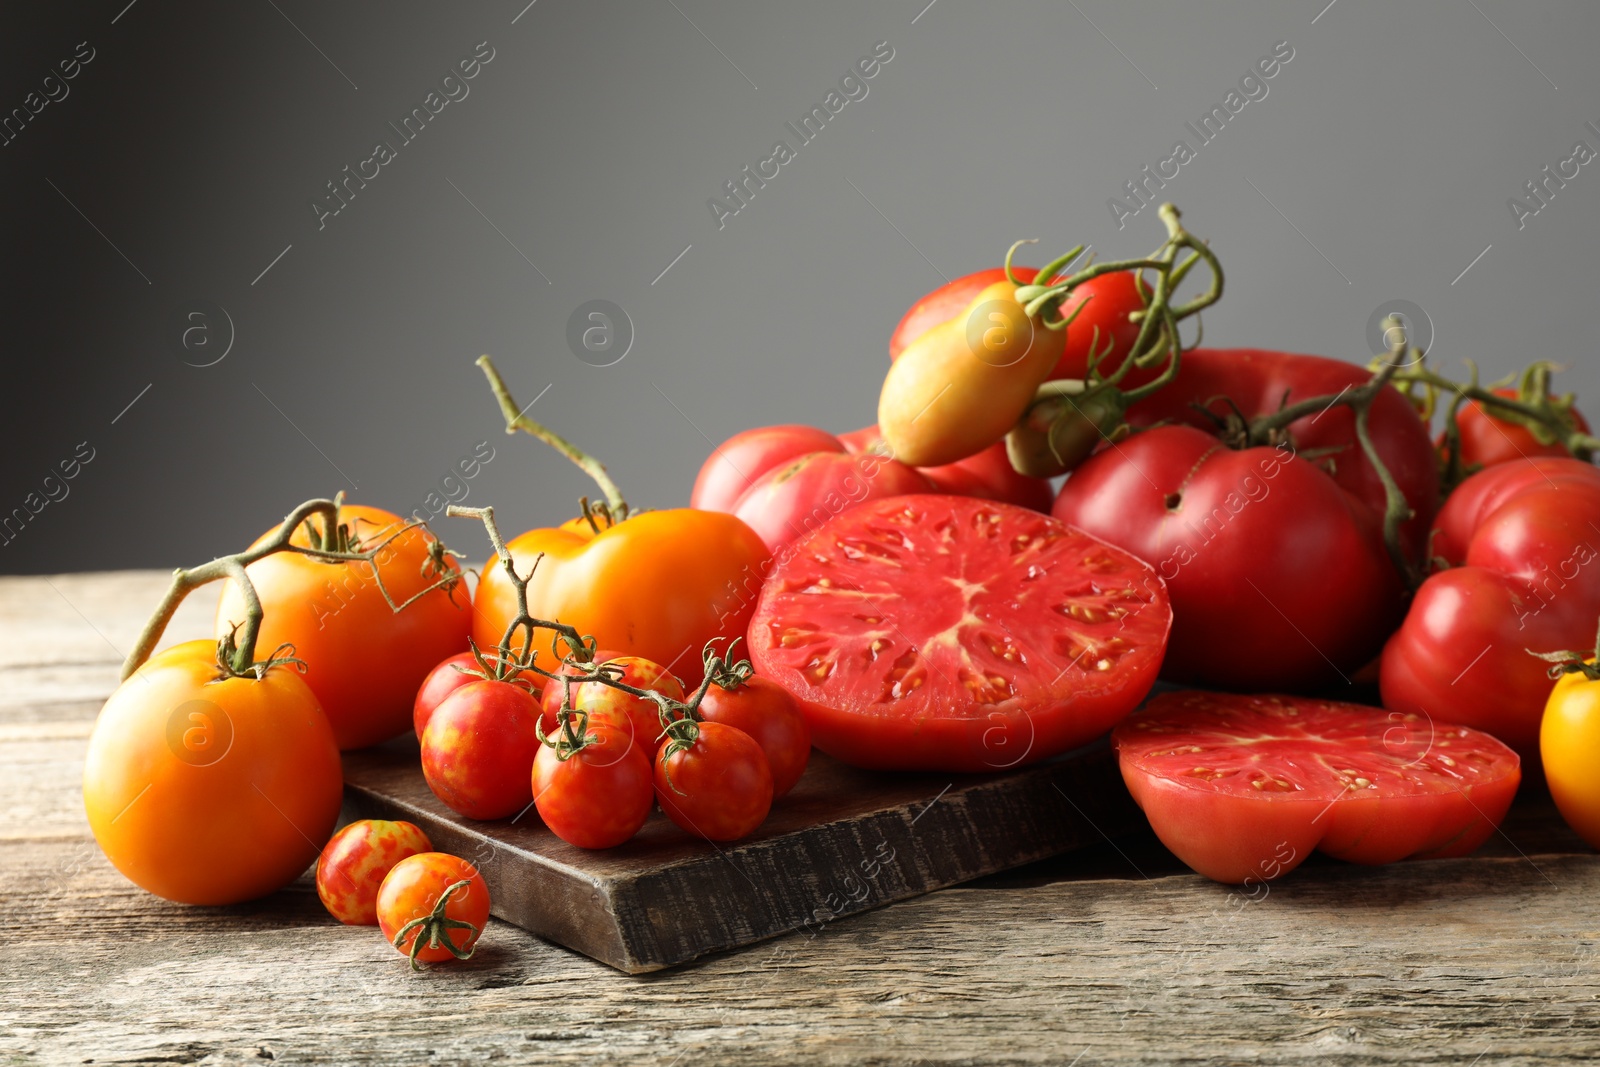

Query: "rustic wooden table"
(5, 572), (1597, 1065)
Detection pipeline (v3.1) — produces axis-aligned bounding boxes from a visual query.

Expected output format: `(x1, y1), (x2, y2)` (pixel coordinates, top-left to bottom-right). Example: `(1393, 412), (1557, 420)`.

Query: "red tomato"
(1446, 387), (1590, 469)
(420, 680), (542, 820)
(1055, 348), (1439, 691)
(841, 425), (1054, 512)
(1381, 457), (1600, 752)
(696, 675), (812, 798)
(889, 267), (1038, 361)
(732, 451), (931, 554)
(414, 651), (540, 740)
(532, 719), (655, 849)
(377, 853), (489, 967)
(569, 656), (685, 756)
(749, 494), (1171, 772)
(536, 648), (625, 729)
(217, 503), (471, 750)
(654, 722), (773, 841)
(691, 424), (846, 512)
(1115, 691), (1521, 884)
(316, 819), (433, 925)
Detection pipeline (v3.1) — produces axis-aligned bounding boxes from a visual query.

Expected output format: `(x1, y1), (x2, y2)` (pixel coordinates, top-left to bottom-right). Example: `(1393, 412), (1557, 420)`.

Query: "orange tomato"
(83, 639), (343, 905)
(472, 509), (770, 688)
(377, 853), (490, 966)
(216, 503), (471, 750)
(316, 819), (433, 925)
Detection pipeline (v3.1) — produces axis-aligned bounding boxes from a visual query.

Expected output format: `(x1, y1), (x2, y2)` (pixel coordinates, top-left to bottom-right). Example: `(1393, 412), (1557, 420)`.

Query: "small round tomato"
(421, 680), (542, 820)
(692, 424), (846, 513)
(316, 819), (433, 925)
(377, 852), (490, 968)
(732, 451), (930, 554)
(1447, 387), (1590, 469)
(217, 503), (471, 750)
(533, 718), (655, 849)
(414, 651), (540, 740)
(1541, 666), (1600, 849)
(697, 675), (812, 798)
(569, 655), (684, 757)
(537, 649), (625, 728)
(83, 639), (343, 906)
(655, 722), (773, 841)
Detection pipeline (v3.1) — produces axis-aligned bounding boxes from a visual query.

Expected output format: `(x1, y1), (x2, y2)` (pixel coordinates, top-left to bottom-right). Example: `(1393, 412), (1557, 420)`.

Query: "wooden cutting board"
(342, 738), (1140, 973)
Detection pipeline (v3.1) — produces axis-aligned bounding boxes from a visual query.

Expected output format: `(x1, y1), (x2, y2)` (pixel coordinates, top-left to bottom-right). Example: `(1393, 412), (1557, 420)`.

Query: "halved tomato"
(748, 495), (1171, 772)
(1114, 691), (1521, 884)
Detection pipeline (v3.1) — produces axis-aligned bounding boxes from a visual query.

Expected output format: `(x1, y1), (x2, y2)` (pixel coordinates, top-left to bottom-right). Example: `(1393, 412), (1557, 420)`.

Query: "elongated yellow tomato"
(83, 640), (343, 905)
(1542, 666), (1600, 849)
(878, 280), (1064, 467)
(472, 508), (770, 687)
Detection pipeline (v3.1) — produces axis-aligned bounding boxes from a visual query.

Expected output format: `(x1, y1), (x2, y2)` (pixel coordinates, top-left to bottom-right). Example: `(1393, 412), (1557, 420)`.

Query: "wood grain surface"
(5, 571), (1600, 1066)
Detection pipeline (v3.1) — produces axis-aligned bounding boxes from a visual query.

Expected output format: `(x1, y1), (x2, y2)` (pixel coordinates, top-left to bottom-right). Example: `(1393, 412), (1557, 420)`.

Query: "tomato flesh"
(1114, 691), (1521, 884)
(750, 495), (1171, 772)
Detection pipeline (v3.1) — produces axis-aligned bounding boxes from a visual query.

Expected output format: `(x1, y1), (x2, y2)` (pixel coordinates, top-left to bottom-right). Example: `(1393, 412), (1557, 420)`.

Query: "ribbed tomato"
(749, 495), (1171, 772)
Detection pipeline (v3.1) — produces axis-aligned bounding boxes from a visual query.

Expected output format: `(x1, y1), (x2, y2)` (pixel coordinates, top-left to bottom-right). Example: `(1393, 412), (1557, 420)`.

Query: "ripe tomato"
(536, 648), (625, 727)
(1115, 691), (1521, 884)
(732, 451), (931, 554)
(414, 651), (540, 740)
(697, 675), (812, 798)
(568, 655), (684, 756)
(889, 267), (1039, 361)
(377, 852), (489, 967)
(691, 424), (845, 513)
(841, 426), (1054, 512)
(655, 721), (773, 841)
(879, 280), (1066, 467)
(1447, 387), (1590, 469)
(1381, 457), (1600, 753)
(1055, 348), (1439, 691)
(1541, 665), (1600, 849)
(83, 639), (343, 905)
(749, 494), (1171, 772)
(533, 718), (655, 849)
(472, 509), (770, 690)
(316, 819), (432, 925)
(216, 503), (471, 750)
(420, 680), (542, 820)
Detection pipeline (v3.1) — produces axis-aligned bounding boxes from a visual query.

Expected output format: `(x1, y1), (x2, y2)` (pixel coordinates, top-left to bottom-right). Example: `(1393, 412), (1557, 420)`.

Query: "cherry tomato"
(420, 680), (542, 820)
(1446, 387), (1590, 469)
(414, 651), (540, 740)
(316, 819), (433, 925)
(732, 451), (931, 554)
(879, 280), (1066, 467)
(655, 721), (773, 841)
(473, 509), (770, 690)
(1381, 457), (1600, 753)
(691, 424), (846, 513)
(696, 675), (812, 798)
(83, 639), (343, 905)
(749, 495), (1171, 772)
(841, 426), (1053, 512)
(217, 503), (471, 750)
(1541, 664), (1600, 849)
(533, 718), (655, 849)
(567, 655), (684, 756)
(1115, 691), (1521, 884)
(536, 648), (625, 728)
(377, 852), (489, 967)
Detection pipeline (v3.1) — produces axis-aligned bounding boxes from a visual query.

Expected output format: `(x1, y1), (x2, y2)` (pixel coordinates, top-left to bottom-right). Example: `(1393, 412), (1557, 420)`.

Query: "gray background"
(2, 0), (1595, 574)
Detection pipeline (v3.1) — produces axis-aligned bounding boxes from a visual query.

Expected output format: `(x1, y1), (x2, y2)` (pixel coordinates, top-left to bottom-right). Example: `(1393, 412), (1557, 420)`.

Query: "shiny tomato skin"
(83, 640), (343, 905)
(1449, 387), (1590, 469)
(533, 721), (655, 849)
(569, 656), (684, 757)
(733, 451), (931, 554)
(420, 680), (542, 820)
(1049, 271), (1152, 385)
(889, 267), (1039, 360)
(655, 722), (773, 841)
(414, 652), (540, 740)
(750, 495), (1171, 772)
(217, 504), (471, 750)
(841, 426), (1053, 512)
(692, 425), (847, 513)
(1541, 667), (1600, 849)
(472, 509), (771, 690)
(1381, 458), (1600, 753)
(377, 853), (489, 964)
(1054, 423), (1404, 690)
(697, 675), (812, 798)
(316, 819), (433, 925)
(1115, 691), (1521, 884)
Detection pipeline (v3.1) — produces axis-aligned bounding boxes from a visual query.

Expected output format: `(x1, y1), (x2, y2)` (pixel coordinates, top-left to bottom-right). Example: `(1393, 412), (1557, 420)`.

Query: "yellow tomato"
(1541, 666), (1600, 849)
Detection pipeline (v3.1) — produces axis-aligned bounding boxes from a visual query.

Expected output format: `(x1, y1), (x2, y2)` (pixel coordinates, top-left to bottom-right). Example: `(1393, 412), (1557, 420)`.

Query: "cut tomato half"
(1114, 691), (1522, 883)
(748, 494), (1171, 772)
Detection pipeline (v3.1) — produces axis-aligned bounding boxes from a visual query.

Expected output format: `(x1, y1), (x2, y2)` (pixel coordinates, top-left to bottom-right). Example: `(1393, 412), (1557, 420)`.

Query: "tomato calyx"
(213, 622), (306, 682)
(1529, 617), (1600, 682)
(390, 878), (481, 972)
(1005, 204), (1225, 478)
